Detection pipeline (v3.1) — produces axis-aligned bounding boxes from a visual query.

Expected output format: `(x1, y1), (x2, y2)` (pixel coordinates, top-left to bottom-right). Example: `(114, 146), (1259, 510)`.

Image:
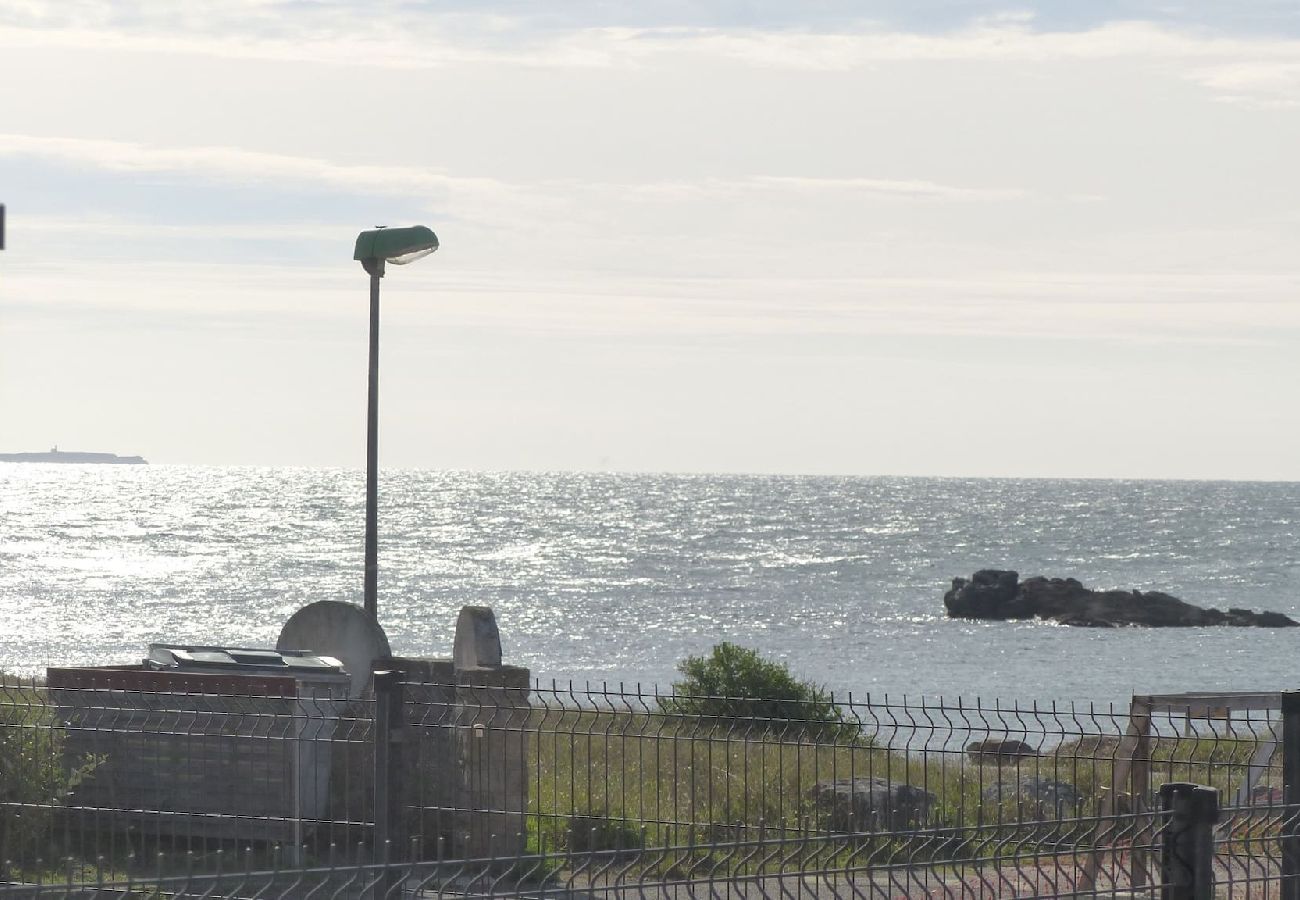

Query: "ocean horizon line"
(6, 461), (1298, 485)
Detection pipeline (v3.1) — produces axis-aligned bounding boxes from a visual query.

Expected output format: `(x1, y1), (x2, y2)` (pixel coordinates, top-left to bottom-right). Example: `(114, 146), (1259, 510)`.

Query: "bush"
(664, 643), (856, 740)
(565, 815), (644, 856)
(0, 677), (99, 877)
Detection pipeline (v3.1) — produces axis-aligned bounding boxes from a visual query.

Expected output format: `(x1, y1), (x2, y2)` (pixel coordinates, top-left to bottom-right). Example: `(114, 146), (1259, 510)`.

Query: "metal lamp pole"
(364, 259), (385, 619)
(353, 225), (438, 623)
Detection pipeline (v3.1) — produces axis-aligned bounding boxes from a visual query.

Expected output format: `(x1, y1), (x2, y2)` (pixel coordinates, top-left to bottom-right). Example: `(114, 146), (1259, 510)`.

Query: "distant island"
(0, 446), (147, 465)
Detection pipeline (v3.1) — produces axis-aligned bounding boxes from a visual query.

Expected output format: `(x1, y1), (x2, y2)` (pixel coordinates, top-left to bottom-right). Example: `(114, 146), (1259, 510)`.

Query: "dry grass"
(526, 706), (1268, 854)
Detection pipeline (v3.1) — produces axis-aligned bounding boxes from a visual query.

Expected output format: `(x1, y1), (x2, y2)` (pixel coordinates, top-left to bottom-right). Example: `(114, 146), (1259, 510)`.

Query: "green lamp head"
(354, 225), (439, 275)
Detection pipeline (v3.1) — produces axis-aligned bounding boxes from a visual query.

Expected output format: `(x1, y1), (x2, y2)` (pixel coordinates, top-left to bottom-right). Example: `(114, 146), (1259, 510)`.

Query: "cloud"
(1191, 61), (1300, 106)
(752, 176), (1028, 201)
(0, 133), (558, 231)
(0, 133), (1034, 224)
(0, 133), (503, 197)
(17, 213), (348, 242)
(3, 9), (1300, 112)
(2, 11), (1296, 347)
(0, 9), (1298, 67)
(7, 254), (1297, 349)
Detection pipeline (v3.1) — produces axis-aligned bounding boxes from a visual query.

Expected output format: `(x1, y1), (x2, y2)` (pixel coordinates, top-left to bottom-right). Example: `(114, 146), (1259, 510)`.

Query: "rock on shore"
(810, 778), (937, 831)
(944, 570), (1299, 628)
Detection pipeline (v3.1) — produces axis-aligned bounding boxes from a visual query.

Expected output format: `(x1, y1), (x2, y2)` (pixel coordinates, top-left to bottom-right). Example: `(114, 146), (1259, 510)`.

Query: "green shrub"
(663, 643), (856, 740)
(565, 815), (644, 856)
(0, 677), (99, 877)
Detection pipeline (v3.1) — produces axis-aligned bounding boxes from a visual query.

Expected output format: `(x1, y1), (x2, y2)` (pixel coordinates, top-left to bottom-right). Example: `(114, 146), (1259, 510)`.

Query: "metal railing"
(3, 673), (1298, 897)
(0, 802), (1216, 898)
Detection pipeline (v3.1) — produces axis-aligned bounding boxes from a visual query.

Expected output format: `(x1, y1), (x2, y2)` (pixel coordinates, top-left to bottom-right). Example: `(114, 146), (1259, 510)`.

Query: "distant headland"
(0, 446), (147, 465)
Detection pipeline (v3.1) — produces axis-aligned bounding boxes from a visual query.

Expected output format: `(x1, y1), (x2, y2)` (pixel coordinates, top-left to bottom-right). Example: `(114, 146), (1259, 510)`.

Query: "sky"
(1, 1), (1298, 478)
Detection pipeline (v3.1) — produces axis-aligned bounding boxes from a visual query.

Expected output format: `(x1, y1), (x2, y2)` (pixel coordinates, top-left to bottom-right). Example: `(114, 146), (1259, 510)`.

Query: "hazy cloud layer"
(1, 3), (1298, 476)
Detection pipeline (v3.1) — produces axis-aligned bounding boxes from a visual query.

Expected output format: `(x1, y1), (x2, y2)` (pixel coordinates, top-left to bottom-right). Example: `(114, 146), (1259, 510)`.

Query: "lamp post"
(353, 225), (439, 621)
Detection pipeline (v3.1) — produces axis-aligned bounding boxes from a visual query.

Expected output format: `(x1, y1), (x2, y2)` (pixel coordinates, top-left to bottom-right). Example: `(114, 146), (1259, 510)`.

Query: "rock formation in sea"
(944, 569), (1299, 627)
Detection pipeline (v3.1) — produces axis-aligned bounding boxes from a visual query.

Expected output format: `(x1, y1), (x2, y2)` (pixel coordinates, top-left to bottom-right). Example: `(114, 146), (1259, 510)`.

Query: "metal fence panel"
(2, 674), (1292, 897)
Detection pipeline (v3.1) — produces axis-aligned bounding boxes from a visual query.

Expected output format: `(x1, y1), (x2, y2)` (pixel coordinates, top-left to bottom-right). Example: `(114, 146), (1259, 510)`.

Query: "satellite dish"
(278, 601), (391, 698)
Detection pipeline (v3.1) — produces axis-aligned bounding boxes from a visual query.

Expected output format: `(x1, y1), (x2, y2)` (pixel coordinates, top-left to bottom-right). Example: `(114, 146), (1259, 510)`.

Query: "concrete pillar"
(385, 606), (531, 861)
(452, 607), (530, 859)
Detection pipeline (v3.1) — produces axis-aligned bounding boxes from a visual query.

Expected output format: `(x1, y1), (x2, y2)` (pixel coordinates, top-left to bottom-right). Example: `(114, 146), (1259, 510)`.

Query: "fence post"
(373, 670), (406, 895)
(1283, 691), (1300, 900)
(1160, 782), (1219, 900)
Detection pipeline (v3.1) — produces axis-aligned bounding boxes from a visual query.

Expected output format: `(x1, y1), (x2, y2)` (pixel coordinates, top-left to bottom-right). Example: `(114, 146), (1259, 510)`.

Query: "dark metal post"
(373, 670), (405, 896)
(373, 669), (392, 859)
(1283, 692), (1300, 900)
(1160, 782), (1219, 900)
(364, 263), (383, 620)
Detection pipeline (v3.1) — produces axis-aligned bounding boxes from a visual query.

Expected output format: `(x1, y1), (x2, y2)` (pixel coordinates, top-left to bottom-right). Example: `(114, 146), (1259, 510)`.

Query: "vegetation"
(0, 675), (100, 879)
(525, 693), (1270, 879)
(661, 642), (857, 741)
(0, 658), (1275, 885)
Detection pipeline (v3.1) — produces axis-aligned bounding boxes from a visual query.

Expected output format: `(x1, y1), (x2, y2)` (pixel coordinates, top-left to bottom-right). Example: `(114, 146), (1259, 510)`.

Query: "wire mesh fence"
(2, 670), (1298, 897)
(0, 815), (1187, 899)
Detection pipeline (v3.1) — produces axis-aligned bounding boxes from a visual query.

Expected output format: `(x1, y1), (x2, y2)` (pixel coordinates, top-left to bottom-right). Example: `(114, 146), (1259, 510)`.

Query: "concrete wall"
(387, 606), (531, 859)
(48, 606), (531, 862)
(48, 668), (339, 845)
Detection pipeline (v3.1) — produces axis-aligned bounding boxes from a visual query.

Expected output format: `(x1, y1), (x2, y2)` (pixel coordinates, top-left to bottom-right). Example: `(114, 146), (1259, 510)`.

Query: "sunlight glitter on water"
(2, 465), (1299, 705)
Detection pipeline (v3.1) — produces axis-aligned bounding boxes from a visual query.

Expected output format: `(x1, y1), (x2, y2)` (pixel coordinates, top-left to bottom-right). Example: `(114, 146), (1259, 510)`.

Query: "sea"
(2, 466), (1297, 708)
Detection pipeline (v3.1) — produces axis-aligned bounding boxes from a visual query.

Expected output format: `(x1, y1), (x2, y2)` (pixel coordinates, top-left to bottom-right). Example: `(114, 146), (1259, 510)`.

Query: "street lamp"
(354, 225), (439, 621)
